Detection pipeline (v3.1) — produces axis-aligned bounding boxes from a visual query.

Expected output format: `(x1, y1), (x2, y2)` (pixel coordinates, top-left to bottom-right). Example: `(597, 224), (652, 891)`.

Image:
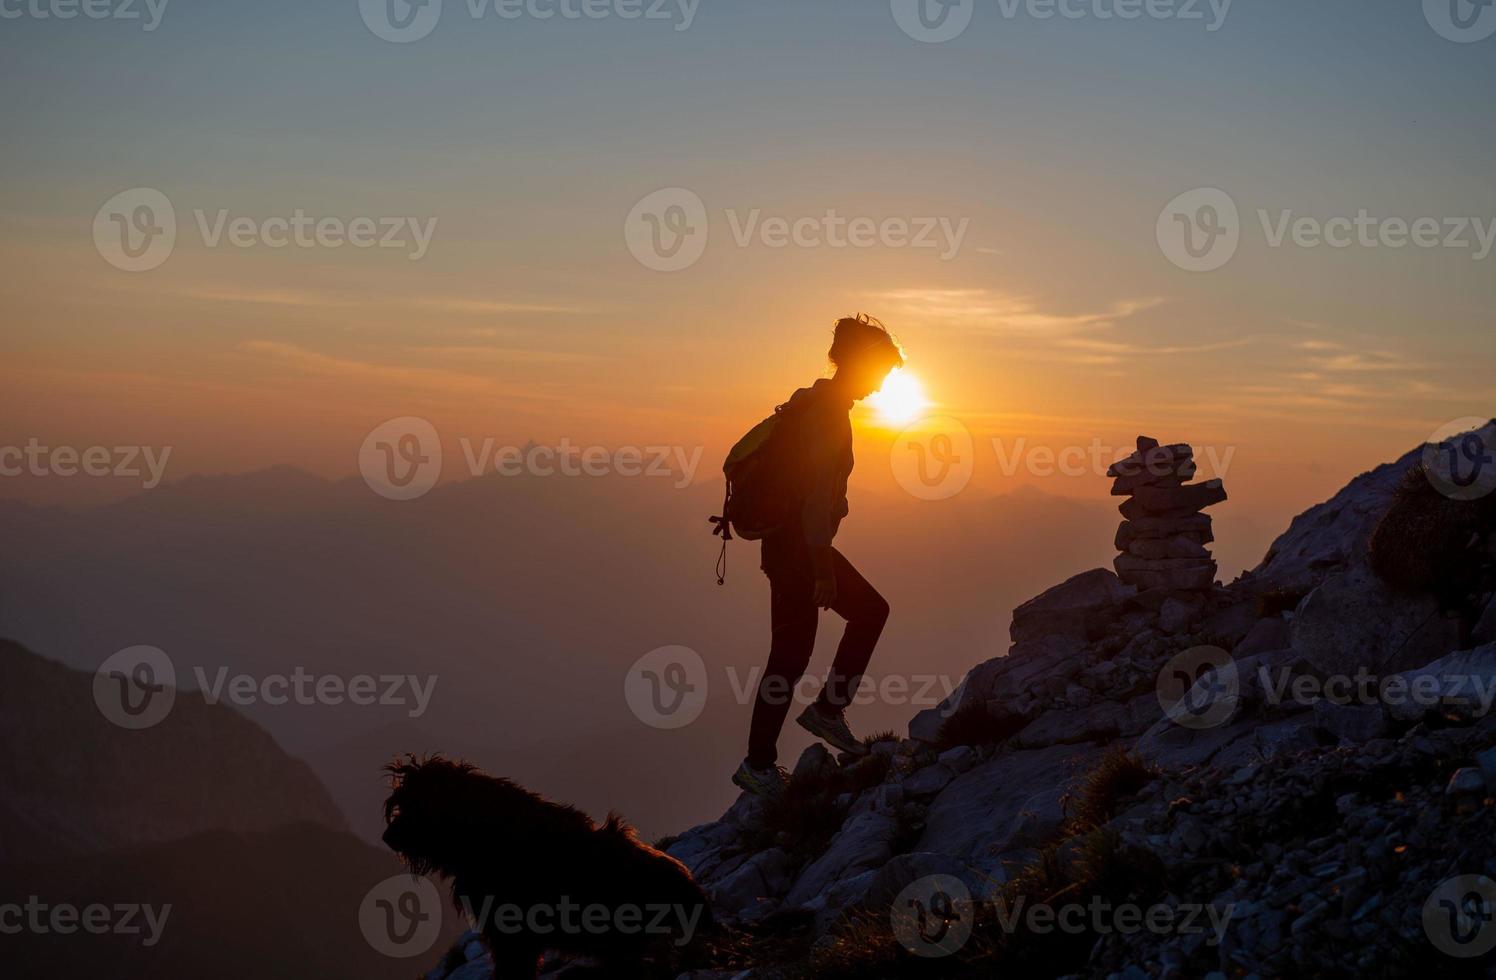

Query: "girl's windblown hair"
(828, 313), (904, 371)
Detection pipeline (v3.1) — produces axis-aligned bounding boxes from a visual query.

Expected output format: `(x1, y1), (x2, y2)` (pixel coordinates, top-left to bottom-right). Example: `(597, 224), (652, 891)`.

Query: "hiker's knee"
(864, 592), (890, 629)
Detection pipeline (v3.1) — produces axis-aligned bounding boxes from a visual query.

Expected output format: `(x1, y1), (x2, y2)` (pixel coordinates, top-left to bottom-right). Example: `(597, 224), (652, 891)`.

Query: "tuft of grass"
(1062, 745), (1158, 835)
(933, 701), (1029, 752)
(862, 729), (898, 748)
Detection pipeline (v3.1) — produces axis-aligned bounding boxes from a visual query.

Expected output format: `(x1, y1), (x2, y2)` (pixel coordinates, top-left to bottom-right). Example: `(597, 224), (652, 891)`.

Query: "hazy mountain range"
(0, 465), (1270, 838)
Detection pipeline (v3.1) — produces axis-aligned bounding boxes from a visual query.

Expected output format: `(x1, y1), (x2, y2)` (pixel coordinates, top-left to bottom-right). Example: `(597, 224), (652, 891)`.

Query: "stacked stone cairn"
(1109, 435), (1226, 591)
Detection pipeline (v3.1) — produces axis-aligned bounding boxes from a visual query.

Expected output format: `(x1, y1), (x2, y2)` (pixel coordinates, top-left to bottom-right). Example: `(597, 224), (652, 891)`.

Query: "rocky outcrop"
(444, 424), (1496, 979)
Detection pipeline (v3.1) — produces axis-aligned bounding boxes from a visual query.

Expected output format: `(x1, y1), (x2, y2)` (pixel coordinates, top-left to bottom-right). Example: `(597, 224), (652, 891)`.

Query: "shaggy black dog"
(381, 756), (711, 979)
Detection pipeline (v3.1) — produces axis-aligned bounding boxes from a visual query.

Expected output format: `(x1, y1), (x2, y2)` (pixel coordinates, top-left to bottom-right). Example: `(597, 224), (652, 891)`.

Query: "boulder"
(1447, 768), (1486, 795)
(1009, 701), (1128, 749)
(863, 851), (978, 910)
(792, 743), (837, 784)
(1158, 595), (1202, 634)
(916, 743), (1099, 865)
(1233, 616), (1292, 659)
(937, 745), (977, 772)
(902, 764), (956, 797)
(1249, 447), (1423, 594)
(710, 847), (794, 921)
(1383, 642), (1496, 723)
(1477, 745), (1496, 791)
(1009, 568), (1136, 645)
(1290, 564), (1461, 677)
(784, 810), (898, 907)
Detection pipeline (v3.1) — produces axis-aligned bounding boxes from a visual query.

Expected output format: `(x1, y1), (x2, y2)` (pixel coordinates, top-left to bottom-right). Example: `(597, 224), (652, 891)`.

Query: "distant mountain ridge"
(0, 639), (347, 863)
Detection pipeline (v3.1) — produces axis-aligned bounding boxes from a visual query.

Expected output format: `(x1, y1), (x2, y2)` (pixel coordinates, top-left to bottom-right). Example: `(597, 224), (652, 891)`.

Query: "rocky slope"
(639, 425), (1496, 978)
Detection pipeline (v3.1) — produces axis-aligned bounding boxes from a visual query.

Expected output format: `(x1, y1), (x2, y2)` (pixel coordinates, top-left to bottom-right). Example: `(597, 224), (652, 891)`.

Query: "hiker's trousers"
(746, 540), (889, 769)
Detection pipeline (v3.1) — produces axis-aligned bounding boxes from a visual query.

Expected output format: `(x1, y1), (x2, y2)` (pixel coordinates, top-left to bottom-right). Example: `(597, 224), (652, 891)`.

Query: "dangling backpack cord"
(709, 483), (734, 585)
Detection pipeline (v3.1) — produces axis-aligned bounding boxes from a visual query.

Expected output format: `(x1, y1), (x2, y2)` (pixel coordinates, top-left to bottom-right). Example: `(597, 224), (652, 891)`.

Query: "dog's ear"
(382, 753), (421, 788)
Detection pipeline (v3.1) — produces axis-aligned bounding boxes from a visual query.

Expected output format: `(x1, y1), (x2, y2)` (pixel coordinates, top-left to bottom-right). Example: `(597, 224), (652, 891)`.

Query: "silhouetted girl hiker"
(728, 315), (902, 800)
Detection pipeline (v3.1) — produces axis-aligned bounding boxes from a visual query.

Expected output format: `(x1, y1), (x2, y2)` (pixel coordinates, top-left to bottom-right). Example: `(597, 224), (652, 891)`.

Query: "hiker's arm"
(800, 410), (839, 606)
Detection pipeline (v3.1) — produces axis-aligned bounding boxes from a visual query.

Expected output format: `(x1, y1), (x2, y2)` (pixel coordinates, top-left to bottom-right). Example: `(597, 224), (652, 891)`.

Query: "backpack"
(708, 393), (813, 584)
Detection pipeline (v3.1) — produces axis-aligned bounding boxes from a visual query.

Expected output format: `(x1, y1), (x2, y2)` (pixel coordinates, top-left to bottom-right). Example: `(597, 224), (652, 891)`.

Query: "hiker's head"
(828, 314), (904, 399)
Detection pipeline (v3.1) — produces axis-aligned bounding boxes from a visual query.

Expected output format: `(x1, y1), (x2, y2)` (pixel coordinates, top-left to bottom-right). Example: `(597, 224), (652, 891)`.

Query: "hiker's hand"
(813, 577), (837, 609)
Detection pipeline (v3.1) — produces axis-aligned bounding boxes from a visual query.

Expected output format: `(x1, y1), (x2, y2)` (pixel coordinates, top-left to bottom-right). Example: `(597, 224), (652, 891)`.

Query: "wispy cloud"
(234, 340), (567, 401)
(873, 288), (1247, 365)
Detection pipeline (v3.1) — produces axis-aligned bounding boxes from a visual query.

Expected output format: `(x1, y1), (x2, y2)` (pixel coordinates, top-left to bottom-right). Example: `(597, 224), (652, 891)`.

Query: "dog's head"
(381, 755), (484, 875)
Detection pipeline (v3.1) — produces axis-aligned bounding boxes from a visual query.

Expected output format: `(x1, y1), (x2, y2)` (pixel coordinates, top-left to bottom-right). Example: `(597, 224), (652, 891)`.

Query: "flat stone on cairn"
(1109, 436), (1226, 592)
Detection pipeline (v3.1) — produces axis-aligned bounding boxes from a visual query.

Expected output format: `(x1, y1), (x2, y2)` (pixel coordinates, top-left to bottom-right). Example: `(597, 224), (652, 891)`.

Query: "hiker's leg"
(818, 549), (889, 711)
(746, 567), (818, 769)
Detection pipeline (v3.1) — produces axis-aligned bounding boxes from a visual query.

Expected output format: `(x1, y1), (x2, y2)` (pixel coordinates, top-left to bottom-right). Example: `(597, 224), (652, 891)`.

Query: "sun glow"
(867, 369), (930, 425)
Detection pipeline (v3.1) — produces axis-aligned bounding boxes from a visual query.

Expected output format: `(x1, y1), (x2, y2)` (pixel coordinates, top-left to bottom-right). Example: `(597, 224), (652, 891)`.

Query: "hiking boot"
(731, 760), (787, 801)
(795, 704), (867, 756)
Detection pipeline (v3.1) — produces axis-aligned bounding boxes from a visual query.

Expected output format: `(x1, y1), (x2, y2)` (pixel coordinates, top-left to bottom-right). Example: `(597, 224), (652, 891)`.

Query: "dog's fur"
(381, 755), (711, 980)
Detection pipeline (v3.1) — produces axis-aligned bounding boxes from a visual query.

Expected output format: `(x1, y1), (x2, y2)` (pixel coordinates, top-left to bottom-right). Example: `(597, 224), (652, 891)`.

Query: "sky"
(2, 0), (1495, 535)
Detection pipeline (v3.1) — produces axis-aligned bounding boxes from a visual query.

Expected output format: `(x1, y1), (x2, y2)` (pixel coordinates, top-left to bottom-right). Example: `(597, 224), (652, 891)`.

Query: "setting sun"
(867, 368), (929, 426)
